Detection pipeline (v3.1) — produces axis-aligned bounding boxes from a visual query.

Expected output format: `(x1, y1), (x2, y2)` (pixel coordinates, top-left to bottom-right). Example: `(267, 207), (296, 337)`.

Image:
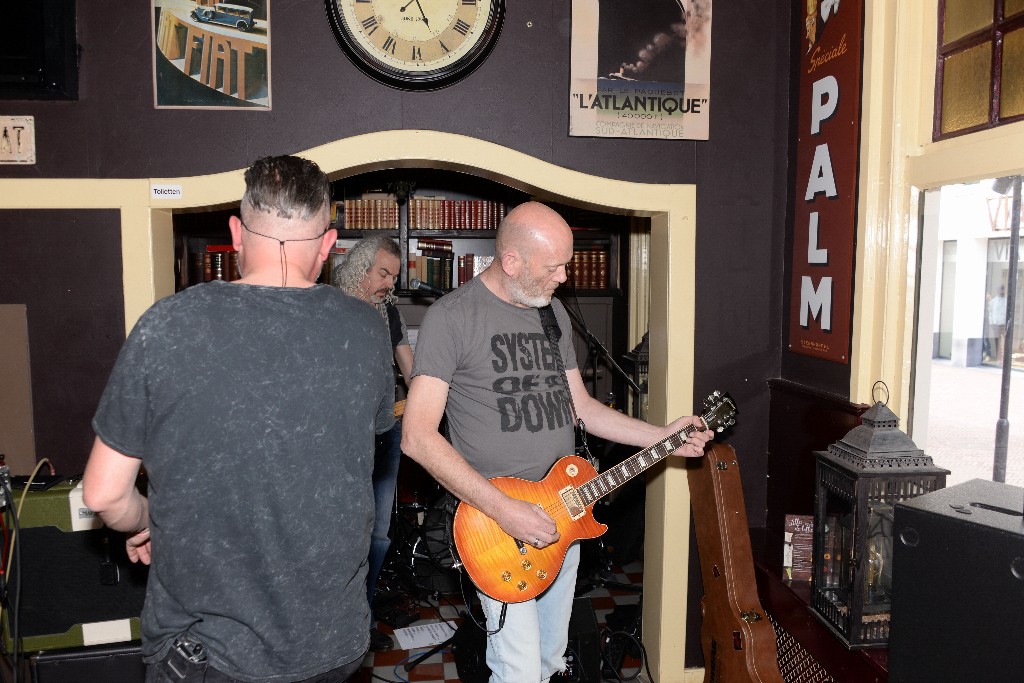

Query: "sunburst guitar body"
(452, 391), (737, 603)
(453, 455), (606, 603)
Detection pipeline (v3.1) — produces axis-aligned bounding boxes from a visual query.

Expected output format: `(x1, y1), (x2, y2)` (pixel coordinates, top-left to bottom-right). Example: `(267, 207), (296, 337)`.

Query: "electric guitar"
(451, 391), (737, 603)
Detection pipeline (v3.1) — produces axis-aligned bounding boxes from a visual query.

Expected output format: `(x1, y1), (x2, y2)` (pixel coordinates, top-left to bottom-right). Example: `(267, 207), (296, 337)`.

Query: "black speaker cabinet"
(30, 642), (145, 683)
(3, 481), (148, 652)
(889, 479), (1024, 683)
(566, 596), (601, 683)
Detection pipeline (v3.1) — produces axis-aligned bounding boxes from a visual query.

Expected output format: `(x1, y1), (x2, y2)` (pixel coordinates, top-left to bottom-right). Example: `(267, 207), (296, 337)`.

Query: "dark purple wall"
(0, 0), (835, 665)
(0, 210), (125, 470)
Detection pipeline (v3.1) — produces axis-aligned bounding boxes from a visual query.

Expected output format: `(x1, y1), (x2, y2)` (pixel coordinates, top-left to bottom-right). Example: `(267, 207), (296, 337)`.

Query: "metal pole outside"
(992, 175), (1020, 484)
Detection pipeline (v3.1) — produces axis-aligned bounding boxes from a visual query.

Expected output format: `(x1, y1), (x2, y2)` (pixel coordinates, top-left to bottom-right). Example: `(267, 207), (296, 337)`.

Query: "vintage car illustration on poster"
(191, 3), (255, 32)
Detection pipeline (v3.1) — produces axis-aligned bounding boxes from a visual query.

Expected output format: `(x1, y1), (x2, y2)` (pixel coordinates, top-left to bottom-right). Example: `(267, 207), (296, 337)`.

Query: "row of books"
(336, 198), (399, 230)
(186, 245), (241, 286)
(334, 196), (507, 231)
(566, 247), (610, 289)
(407, 254), (494, 290)
(408, 197), (506, 230)
(407, 238), (494, 290)
(410, 237), (454, 290)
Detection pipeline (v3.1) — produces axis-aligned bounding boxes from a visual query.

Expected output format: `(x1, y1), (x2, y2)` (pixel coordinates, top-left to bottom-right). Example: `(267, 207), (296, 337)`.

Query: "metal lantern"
(810, 400), (949, 648)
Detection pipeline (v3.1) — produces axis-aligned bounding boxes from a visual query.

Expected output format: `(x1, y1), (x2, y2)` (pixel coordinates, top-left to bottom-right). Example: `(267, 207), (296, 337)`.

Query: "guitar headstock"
(700, 391), (737, 433)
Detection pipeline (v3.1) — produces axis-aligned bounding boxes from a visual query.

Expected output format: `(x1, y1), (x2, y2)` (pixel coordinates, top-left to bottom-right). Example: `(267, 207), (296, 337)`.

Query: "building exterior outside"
(929, 181), (1023, 370)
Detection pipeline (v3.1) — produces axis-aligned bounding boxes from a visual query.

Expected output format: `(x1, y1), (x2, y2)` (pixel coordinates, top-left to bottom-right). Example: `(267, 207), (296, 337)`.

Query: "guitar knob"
(517, 581), (528, 591)
(537, 569), (548, 580)
(521, 560), (532, 570)
(501, 571), (512, 582)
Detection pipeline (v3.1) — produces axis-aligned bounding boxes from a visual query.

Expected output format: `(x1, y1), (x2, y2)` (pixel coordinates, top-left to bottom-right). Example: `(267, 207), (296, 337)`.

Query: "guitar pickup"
(559, 486), (586, 520)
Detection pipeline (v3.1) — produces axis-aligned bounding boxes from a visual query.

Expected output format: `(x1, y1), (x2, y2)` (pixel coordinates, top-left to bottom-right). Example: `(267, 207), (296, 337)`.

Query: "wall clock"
(326, 0), (505, 91)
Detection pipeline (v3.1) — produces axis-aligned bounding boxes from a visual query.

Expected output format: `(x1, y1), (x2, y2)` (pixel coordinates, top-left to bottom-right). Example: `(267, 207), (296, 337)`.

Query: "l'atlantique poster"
(569, 0), (711, 140)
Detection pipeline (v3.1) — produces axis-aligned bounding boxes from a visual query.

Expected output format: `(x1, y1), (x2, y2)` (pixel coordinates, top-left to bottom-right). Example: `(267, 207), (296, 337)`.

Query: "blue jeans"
(477, 542), (580, 683)
(368, 421), (402, 610)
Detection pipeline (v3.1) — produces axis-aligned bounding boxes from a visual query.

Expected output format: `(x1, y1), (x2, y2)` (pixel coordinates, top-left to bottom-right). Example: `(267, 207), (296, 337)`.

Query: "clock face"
(326, 0), (505, 90)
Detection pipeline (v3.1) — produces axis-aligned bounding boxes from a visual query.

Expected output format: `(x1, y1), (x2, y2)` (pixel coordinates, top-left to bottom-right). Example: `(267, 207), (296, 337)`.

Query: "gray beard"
(507, 277), (552, 308)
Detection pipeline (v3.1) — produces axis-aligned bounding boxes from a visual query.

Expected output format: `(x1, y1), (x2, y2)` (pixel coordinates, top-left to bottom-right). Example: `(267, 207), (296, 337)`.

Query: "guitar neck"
(576, 423), (701, 507)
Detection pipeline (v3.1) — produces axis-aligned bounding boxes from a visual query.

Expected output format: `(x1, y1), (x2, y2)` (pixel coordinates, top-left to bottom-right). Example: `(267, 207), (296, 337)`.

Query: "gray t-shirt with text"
(412, 277), (577, 481)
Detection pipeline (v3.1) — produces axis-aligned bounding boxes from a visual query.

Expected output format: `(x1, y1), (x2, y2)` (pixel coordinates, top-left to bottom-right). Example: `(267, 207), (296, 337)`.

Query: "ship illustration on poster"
(570, 0), (712, 140)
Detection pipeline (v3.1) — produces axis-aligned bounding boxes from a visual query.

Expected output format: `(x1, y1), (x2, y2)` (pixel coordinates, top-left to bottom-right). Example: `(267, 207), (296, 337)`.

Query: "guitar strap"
(538, 304), (595, 466)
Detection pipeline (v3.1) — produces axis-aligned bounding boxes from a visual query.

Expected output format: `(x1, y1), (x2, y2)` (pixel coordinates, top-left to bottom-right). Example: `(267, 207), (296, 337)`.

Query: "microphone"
(409, 278), (448, 297)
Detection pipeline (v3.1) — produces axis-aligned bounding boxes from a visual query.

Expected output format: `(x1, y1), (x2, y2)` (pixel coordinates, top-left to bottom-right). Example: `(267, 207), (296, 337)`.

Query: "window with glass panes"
(935, 0), (1024, 139)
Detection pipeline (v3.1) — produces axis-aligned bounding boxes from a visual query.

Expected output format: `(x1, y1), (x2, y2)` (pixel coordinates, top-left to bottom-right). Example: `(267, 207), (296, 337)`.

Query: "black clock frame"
(325, 0), (505, 91)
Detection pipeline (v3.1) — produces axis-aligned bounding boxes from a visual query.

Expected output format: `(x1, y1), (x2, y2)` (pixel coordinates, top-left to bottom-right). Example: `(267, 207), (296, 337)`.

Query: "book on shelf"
(415, 237), (453, 252)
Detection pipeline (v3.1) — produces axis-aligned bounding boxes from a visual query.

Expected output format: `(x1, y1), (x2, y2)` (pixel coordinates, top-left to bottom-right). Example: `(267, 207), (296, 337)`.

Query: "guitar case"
(690, 443), (784, 683)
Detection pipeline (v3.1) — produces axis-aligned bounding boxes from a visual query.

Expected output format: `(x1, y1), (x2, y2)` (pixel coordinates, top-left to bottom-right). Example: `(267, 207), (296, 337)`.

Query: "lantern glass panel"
(864, 502), (893, 605)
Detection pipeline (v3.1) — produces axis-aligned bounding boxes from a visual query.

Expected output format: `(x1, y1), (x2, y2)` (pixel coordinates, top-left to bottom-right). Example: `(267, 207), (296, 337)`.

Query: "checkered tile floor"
(349, 558), (645, 683)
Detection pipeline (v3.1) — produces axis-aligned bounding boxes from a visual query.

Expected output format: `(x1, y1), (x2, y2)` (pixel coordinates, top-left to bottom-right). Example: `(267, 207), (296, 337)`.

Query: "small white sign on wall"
(151, 184), (183, 199)
(0, 116), (36, 164)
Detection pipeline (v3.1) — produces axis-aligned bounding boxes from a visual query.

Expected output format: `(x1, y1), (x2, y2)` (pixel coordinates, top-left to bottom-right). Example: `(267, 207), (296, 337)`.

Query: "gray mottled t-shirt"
(92, 280), (394, 682)
(411, 277), (577, 481)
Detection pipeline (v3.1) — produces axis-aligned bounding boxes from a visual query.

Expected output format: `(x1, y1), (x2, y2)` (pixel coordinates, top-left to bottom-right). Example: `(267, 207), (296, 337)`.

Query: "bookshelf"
(173, 208), (237, 291)
(170, 169), (632, 403)
(332, 170), (626, 296)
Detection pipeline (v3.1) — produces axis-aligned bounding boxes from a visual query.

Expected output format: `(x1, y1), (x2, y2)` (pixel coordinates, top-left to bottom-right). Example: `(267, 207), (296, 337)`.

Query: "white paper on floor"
(392, 620), (457, 651)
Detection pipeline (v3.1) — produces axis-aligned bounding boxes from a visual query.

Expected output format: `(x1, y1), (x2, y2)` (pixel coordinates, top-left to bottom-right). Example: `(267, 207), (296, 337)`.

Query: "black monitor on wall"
(0, 0), (78, 100)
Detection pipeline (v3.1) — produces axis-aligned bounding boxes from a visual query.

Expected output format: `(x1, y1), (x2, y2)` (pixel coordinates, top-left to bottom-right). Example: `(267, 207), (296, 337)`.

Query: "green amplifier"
(2, 479), (147, 652)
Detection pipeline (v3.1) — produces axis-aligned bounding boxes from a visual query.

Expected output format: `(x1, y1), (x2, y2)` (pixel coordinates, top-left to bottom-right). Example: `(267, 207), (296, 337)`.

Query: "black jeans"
(146, 639), (364, 683)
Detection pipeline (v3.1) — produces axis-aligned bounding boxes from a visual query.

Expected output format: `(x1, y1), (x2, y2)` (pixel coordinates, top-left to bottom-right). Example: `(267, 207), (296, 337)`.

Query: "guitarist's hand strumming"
(495, 497), (560, 550)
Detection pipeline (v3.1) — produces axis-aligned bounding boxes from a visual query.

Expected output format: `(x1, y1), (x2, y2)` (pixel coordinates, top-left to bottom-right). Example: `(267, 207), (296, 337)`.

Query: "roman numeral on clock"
(361, 16), (378, 35)
(411, 46), (422, 61)
(454, 19), (471, 35)
(382, 35), (396, 54)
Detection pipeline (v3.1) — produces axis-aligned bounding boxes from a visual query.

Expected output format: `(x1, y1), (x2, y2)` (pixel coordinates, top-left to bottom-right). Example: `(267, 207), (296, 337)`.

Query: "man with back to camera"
(334, 234), (413, 652)
(401, 201), (713, 682)
(82, 155), (395, 682)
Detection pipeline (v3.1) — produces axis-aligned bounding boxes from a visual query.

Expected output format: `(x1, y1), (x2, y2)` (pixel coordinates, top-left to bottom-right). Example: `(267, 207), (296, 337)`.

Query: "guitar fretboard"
(576, 423), (700, 507)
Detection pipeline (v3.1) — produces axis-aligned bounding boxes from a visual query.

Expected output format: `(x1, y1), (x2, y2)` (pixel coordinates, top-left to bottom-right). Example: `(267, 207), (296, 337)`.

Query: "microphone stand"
(559, 303), (641, 398)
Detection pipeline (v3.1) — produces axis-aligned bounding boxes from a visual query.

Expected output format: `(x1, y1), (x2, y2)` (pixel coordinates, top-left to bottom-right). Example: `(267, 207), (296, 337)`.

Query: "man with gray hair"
(334, 234), (413, 652)
(83, 155), (395, 682)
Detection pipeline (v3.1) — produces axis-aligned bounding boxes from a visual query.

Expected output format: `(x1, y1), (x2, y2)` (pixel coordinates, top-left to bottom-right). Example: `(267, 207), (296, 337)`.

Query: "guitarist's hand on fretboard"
(660, 414), (715, 457)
